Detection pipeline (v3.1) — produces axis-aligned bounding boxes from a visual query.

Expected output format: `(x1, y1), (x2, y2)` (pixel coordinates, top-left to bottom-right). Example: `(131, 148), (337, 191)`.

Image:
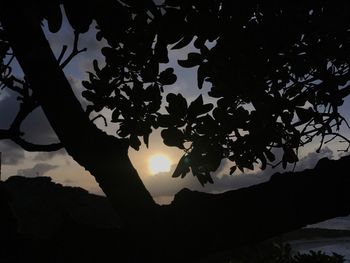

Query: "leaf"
(121, 85), (132, 97)
(145, 84), (161, 102)
(187, 95), (213, 121)
(194, 37), (205, 49)
(130, 135), (141, 150)
(157, 114), (173, 127)
(165, 93), (187, 118)
(44, 3), (63, 33)
(229, 166), (237, 175)
(265, 150), (276, 162)
(161, 127), (184, 148)
(64, 2), (93, 33)
(205, 149), (222, 172)
(101, 47), (120, 65)
(82, 81), (93, 90)
(117, 123), (130, 137)
(295, 107), (314, 123)
(155, 40), (169, 63)
(111, 109), (120, 122)
(158, 68), (177, 85)
(172, 154), (190, 178)
(192, 169), (213, 186)
(143, 133), (150, 148)
(207, 173), (214, 184)
(197, 63), (208, 89)
(195, 115), (216, 134)
(81, 90), (96, 102)
(171, 35), (194, 50)
(93, 59), (100, 74)
(141, 59), (159, 82)
(178, 53), (202, 68)
(284, 148), (299, 163)
(259, 154), (267, 170)
(188, 95), (203, 117)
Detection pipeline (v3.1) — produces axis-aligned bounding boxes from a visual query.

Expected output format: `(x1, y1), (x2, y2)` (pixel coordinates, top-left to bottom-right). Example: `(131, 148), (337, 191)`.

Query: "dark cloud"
(0, 88), (60, 153)
(17, 163), (58, 177)
(0, 92), (60, 165)
(0, 90), (20, 129)
(0, 140), (25, 165)
(21, 107), (59, 145)
(34, 149), (67, 161)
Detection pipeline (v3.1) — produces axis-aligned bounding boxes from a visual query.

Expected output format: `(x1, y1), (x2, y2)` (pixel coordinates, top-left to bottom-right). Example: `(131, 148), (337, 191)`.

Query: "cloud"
(34, 149), (67, 161)
(294, 146), (334, 171)
(0, 140), (25, 165)
(17, 163), (58, 177)
(0, 90), (20, 129)
(21, 107), (59, 145)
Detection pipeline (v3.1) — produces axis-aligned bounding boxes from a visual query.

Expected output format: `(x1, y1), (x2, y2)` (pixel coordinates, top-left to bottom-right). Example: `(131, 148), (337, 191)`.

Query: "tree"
(1, 0), (350, 261)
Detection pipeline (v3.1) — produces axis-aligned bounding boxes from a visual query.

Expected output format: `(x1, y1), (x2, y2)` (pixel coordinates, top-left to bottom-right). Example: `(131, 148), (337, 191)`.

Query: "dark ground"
(0, 176), (348, 263)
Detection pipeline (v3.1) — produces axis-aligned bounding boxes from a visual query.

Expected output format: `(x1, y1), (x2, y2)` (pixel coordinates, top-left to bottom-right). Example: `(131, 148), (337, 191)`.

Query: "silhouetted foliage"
(1, 1), (350, 186)
(81, 1), (350, 185)
(229, 241), (345, 263)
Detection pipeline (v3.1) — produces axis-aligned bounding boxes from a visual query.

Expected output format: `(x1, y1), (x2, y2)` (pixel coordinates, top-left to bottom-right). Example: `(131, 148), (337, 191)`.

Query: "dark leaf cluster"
(59, 1), (350, 184)
(157, 1), (350, 184)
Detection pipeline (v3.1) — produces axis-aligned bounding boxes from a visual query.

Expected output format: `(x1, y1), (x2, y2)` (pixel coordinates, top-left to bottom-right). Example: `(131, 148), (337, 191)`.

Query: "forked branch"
(59, 31), (87, 69)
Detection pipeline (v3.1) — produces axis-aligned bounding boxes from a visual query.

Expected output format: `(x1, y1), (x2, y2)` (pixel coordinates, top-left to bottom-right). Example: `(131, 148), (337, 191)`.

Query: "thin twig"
(59, 31), (87, 69)
(57, 45), (68, 64)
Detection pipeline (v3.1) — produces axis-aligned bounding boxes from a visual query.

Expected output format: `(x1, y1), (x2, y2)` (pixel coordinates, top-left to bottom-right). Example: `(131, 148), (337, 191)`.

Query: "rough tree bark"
(1, 2), (350, 262)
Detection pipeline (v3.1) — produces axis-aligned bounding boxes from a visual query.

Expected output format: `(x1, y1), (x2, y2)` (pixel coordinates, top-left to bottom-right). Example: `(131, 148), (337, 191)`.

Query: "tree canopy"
(1, 1), (350, 184)
(9, 0), (350, 185)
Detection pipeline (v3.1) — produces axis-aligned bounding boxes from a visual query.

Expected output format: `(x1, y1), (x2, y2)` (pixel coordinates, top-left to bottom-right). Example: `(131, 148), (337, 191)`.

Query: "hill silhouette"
(3, 175), (120, 238)
(0, 176), (127, 262)
(1, 176), (350, 262)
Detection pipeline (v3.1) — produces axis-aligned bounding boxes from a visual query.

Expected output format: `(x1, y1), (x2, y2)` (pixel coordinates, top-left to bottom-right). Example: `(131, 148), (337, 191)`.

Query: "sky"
(1, 10), (350, 205)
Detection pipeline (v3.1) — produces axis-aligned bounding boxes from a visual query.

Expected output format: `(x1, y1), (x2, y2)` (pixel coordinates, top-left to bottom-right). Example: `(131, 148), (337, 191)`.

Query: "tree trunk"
(2, 3), (350, 262)
(0, 2), (157, 227)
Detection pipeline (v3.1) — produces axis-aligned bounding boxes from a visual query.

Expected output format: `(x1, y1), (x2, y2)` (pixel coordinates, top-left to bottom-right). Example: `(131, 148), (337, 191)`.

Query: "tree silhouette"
(1, 0), (350, 261)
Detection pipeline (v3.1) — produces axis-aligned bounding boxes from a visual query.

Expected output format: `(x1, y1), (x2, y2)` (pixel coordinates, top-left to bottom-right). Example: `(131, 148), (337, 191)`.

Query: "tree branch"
(339, 83), (350, 98)
(10, 100), (38, 132)
(57, 45), (68, 64)
(59, 31), (87, 69)
(156, 155), (350, 261)
(0, 129), (63, 152)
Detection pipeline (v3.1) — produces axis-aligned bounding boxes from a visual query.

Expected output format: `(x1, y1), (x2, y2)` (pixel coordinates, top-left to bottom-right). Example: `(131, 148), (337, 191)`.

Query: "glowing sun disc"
(149, 155), (171, 175)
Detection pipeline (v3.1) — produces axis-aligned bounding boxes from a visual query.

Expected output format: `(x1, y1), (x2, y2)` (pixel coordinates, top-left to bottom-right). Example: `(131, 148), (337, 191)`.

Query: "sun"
(149, 154), (171, 175)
